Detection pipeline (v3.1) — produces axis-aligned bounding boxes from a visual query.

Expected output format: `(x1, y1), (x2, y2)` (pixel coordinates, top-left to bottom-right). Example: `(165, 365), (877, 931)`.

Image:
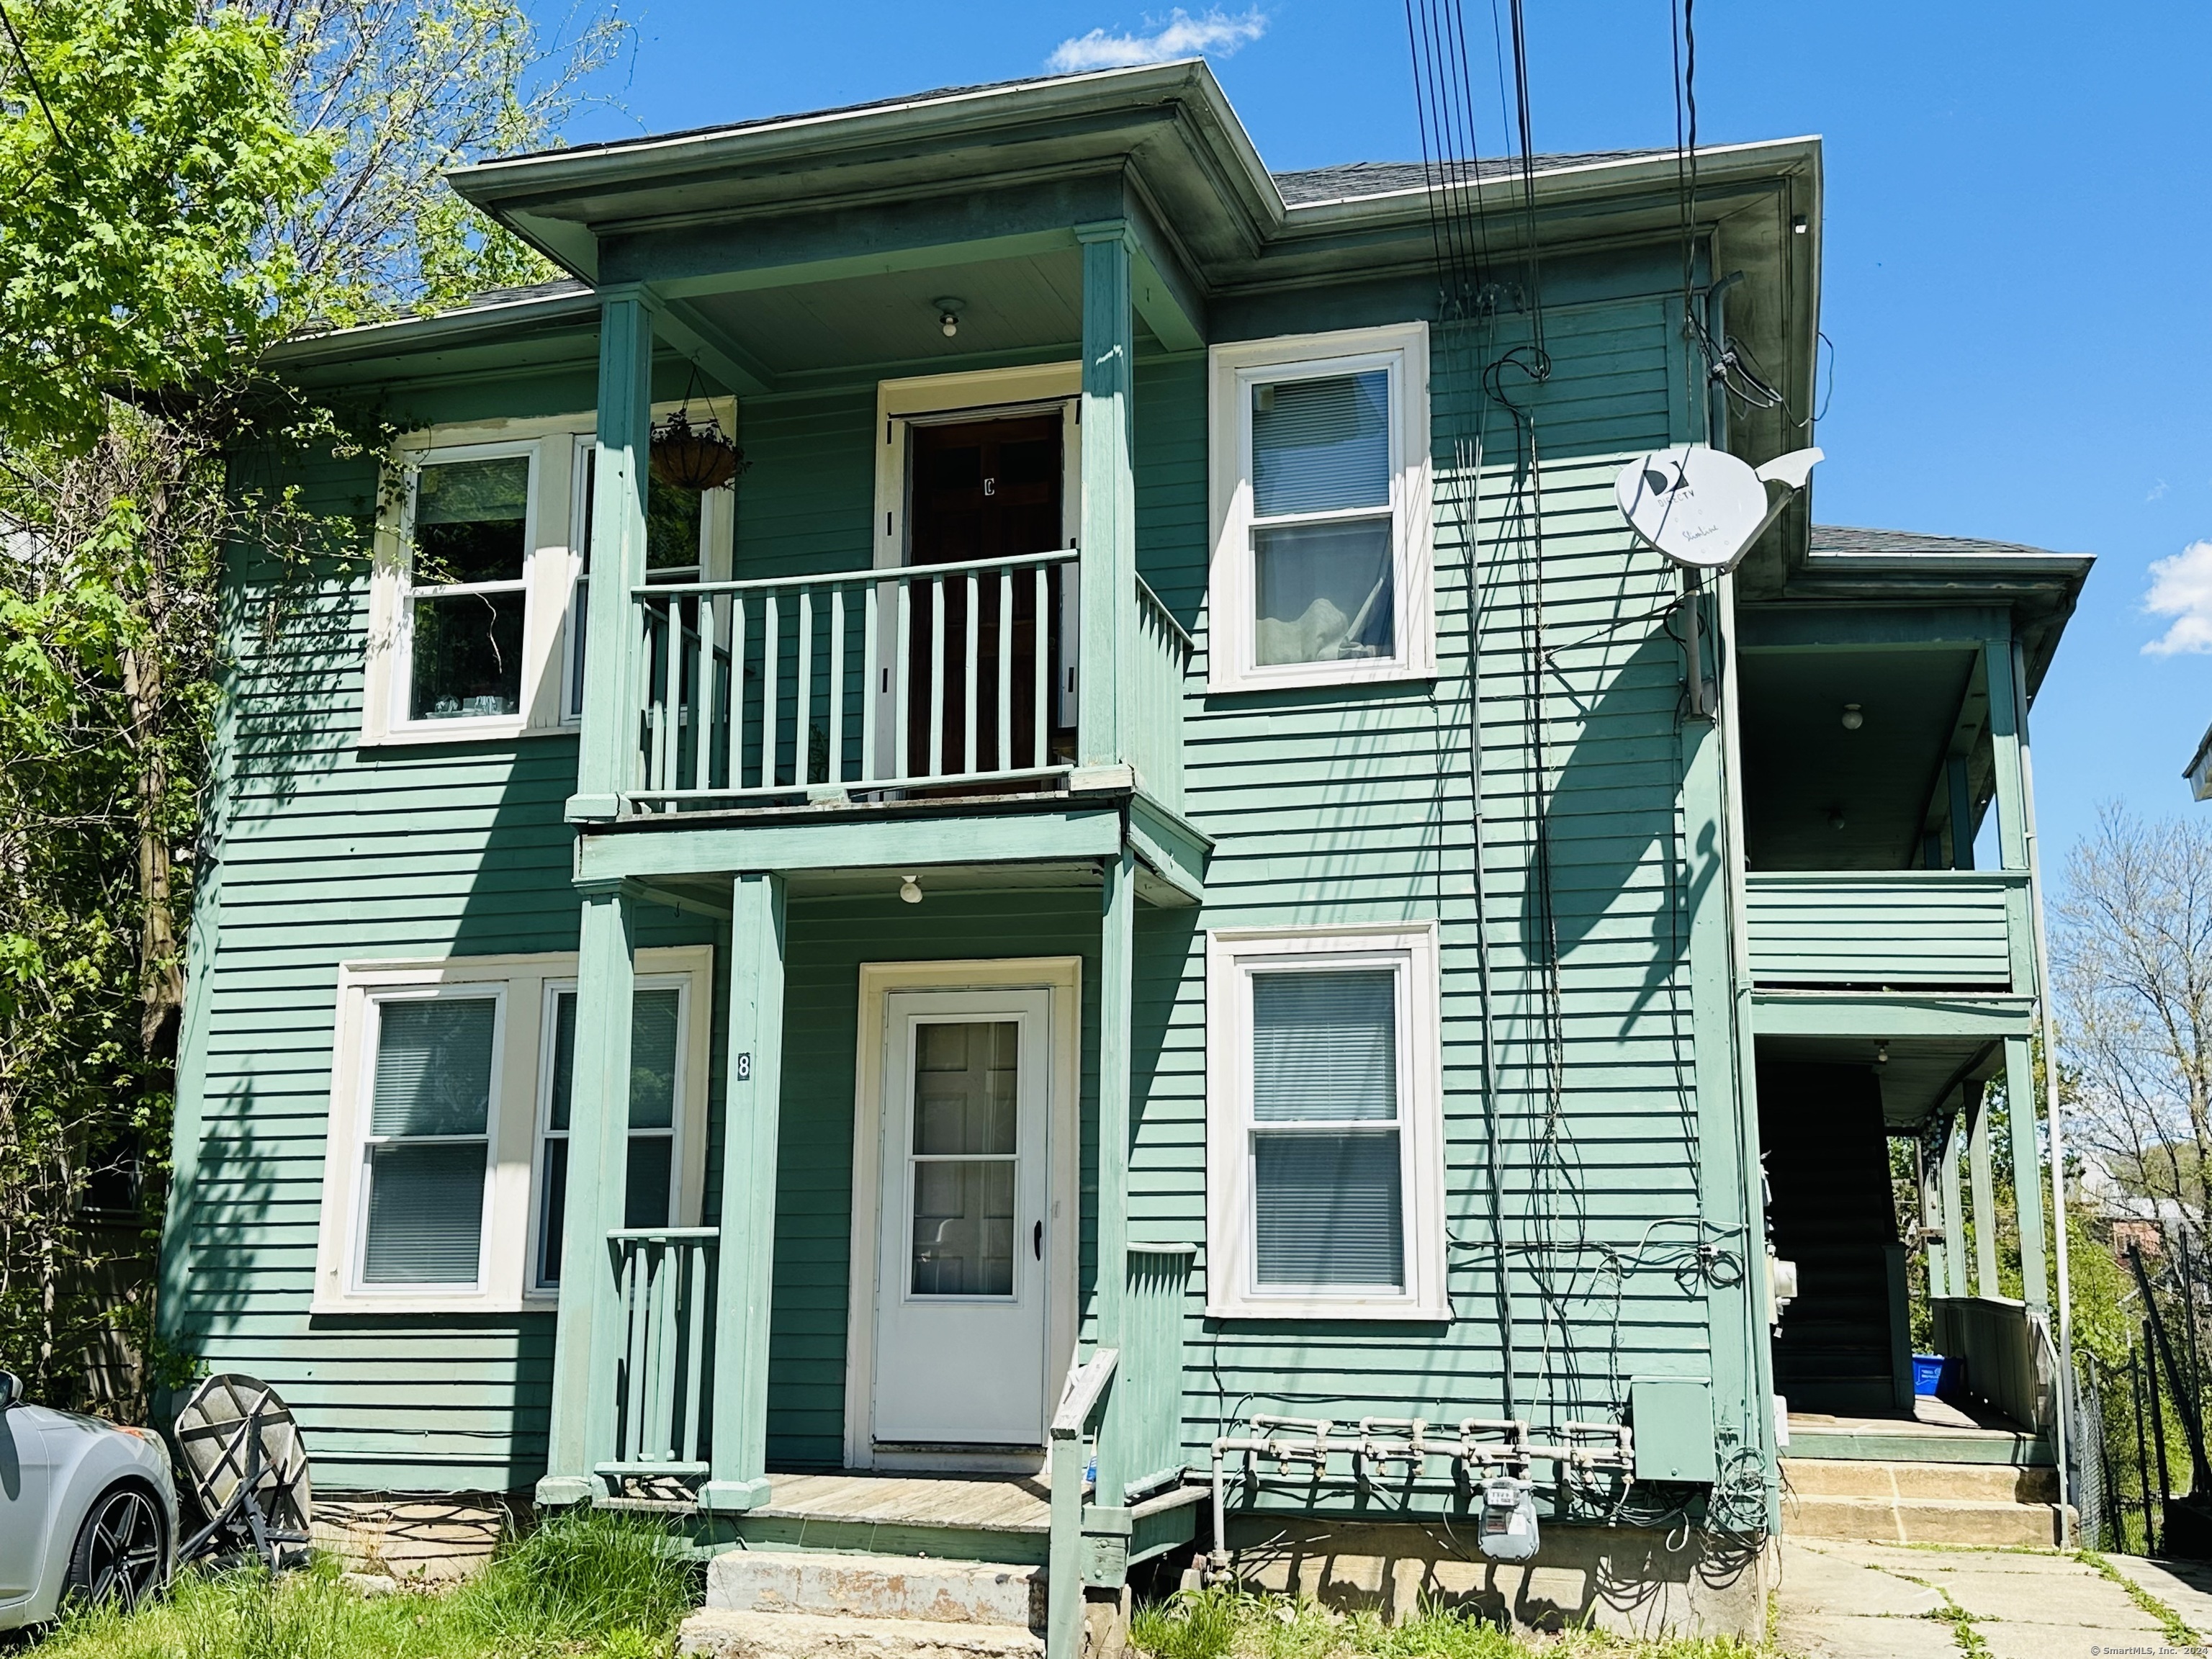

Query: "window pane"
(1252, 969), (1398, 1123)
(647, 476), (704, 573)
(548, 992), (577, 1133)
(624, 1132), (675, 1229)
(913, 1021), (1018, 1155)
(537, 1135), (569, 1287)
(410, 590), (526, 719)
(1254, 519), (1393, 666)
(910, 1159), (1015, 1296)
(1253, 1131), (1403, 1288)
(1251, 369), (1390, 517)
(372, 998), (495, 1138)
(363, 1142), (487, 1283)
(415, 457), (530, 585)
(630, 989), (680, 1129)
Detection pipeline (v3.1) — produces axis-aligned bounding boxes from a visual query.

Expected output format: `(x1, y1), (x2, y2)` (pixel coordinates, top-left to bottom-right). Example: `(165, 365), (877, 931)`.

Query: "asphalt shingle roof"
(1809, 524), (2082, 562)
(1271, 151), (1667, 205)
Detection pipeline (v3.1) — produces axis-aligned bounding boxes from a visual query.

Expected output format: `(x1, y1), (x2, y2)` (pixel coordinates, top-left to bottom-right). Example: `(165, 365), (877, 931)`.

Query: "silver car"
(0, 1370), (177, 1629)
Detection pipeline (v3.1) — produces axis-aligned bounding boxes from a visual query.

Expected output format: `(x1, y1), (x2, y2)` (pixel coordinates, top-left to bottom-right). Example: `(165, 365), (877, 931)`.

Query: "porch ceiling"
(1758, 1034), (1999, 1130)
(1739, 645), (1978, 871)
(680, 251), (1097, 381)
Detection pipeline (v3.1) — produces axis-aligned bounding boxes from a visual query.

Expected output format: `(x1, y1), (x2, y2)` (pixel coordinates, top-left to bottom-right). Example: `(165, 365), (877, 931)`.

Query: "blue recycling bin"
(1912, 1354), (1945, 1396)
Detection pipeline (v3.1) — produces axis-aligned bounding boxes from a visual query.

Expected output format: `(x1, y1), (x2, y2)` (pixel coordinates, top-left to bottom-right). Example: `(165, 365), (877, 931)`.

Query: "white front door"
(871, 988), (1052, 1448)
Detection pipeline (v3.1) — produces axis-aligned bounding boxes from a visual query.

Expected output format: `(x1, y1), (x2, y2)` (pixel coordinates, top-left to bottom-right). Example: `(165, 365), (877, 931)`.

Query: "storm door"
(870, 989), (1052, 1449)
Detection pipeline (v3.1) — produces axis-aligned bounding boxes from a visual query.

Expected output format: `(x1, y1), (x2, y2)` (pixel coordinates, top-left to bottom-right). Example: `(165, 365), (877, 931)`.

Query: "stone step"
(1781, 1457), (2058, 1503)
(706, 1550), (1046, 1629)
(679, 1608), (1046, 1659)
(1782, 1492), (2069, 1549)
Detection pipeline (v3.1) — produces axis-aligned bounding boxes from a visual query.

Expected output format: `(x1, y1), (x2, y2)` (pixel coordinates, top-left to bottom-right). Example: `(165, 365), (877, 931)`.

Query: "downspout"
(2015, 634), (2075, 1525)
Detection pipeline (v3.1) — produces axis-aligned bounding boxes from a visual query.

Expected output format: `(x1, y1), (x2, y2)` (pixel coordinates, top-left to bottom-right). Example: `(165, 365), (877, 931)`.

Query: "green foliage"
(38, 1509), (698, 1659)
(1128, 1587), (1779, 1659)
(0, 0), (330, 449)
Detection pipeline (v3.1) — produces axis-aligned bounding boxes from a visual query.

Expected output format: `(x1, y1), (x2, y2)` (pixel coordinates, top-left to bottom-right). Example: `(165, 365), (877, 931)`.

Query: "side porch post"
(1966, 1081), (2001, 1298)
(702, 872), (787, 1511)
(538, 881), (637, 1505)
(1093, 848), (1136, 1504)
(1074, 222), (1135, 779)
(1920, 1113), (1954, 1301)
(1939, 1090), (1968, 1298)
(2003, 1035), (2051, 1312)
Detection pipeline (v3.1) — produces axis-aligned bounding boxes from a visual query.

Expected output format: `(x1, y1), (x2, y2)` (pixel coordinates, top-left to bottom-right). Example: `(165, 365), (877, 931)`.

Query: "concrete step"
(1782, 1457), (2057, 1503)
(1782, 1491), (2069, 1548)
(679, 1608), (1046, 1659)
(705, 1550), (1045, 1629)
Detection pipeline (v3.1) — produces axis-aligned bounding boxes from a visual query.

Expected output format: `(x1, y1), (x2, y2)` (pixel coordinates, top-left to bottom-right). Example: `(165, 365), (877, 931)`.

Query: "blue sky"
(547, 0), (2212, 862)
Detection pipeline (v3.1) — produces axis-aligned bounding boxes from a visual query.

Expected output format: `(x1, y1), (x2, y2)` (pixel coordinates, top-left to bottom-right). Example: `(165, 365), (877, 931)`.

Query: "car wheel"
(64, 1482), (168, 1611)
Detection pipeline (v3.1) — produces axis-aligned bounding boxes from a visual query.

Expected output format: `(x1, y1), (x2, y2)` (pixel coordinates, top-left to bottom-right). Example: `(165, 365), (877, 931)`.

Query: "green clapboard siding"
(1743, 871), (2021, 988)
(169, 261), (1755, 1495)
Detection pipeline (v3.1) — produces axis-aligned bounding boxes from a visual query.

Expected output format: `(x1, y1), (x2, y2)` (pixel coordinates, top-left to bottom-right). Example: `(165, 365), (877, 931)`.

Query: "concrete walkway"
(1774, 1537), (2212, 1658)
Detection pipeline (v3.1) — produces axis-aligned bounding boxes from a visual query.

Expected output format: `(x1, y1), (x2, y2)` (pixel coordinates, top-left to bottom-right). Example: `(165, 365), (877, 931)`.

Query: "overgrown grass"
(1128, 1585), (1776, 1659)
(32, 1509), (697, 1659)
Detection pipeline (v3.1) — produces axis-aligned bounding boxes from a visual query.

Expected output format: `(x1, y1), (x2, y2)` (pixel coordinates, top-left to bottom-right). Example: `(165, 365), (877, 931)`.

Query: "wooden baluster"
(652, 1241), (678, 1459)
(998, 568), (1013, 775)
(761, 593), (780, 789)
(896, 577), (913, 783)
(928, 576), (945, 779)
(725, 597), (747, 793)
(622, 1241), (647, 1464)
(863, 581), (881, 783)
(691, 597), (713, 795)
(655, 599), (680, 798)
(1033, 567), (1049, 770)
(962, 570), (979, 778)
(795, 588), (815, 791)
(683, 1240), (710, 1465)
(830, 585), (848, 786)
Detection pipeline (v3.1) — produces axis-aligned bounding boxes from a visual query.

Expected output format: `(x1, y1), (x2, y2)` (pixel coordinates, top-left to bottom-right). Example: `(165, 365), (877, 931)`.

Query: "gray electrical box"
(1629, 1377), (1717, 1483)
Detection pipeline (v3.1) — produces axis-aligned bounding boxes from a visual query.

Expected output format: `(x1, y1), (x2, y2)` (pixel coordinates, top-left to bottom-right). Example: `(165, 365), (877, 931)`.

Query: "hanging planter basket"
(649, 407), (747, 491)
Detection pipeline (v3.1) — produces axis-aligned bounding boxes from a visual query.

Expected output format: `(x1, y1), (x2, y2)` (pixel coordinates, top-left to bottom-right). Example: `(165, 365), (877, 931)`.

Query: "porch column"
(702, 872), (787, 1511)
(1075, 223), (1136, 778)
(1946, 757), (1975, 870)
(1938, 1094), (1967, 1298)
(539, 881), (638, 1505)
(1920, 1121), (1954, 1300)
(1966, 1082), (2001, 1298)
(569, 284), (659, 822)
(2003, 1035), (2051, 1313)
(1092, 848), (1136, 1504)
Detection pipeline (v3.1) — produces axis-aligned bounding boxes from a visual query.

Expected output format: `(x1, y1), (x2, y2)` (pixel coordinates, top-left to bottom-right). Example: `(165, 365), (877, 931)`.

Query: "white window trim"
(523, 967), (713, 1301)
(1207, 324), (1434, 693)
(313, 946), (712, 1315)
(1204, 922), (1449, 1321)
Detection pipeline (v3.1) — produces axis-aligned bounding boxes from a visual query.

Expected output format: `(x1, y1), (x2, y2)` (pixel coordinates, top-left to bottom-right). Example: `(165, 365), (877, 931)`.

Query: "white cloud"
(1048, 8), (1268, 73)
(2144, 539), (2212, 656)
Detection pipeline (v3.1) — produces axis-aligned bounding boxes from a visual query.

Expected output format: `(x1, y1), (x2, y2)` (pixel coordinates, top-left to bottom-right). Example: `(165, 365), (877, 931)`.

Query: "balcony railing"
(626, 549), (1191, 814)
(1743, 870), (2031, 992)
(596, 1227), (716, 1483)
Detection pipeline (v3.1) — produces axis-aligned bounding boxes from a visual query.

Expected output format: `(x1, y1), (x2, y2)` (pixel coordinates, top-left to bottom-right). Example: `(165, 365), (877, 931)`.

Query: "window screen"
(361, 997), (495, 1285)
(1249, 370), (1395, 666)
(1247, 967), (1405, 1291)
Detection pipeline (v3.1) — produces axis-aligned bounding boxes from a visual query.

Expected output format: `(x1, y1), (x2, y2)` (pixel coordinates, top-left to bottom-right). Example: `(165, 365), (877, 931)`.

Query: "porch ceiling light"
(934, 297), (964, 338)
(1840, 703), (1864, 730)
(899, 873), (924, 904)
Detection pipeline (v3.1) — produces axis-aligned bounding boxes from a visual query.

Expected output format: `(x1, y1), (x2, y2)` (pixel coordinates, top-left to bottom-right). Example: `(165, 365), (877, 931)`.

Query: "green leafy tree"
(0, 0), (622, 1411)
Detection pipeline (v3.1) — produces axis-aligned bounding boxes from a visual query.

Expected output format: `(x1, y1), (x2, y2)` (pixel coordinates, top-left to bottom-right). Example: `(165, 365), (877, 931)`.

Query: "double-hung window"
(400, 449), (536, 724)
(315, 948), (711, 1313)
(355, 989), (503, 1291)
(562, 441), (716, 724)
(1208, 325), (1432, 691)
(532, 978), (691, 1291)
(1206, 923), (1447, 1320)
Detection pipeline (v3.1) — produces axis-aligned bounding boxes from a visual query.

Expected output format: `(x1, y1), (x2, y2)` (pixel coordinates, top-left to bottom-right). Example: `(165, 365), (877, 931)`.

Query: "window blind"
(629, 989), (680, 1129)
(1251, 969), (1398, 1121)
(1251, 370), (1390, 518)
(363, 1143), (487, 1282)
(371, 998), (495, 1138)
(1252, 1133), (1404, 1287)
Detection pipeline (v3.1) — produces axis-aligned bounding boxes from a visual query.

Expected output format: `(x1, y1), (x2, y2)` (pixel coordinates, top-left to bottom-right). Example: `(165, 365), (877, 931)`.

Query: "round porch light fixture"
(649, 362), (749, 492)
(1840, 703), (1864, 730)
(934, 297), (964, 338)
(899, 873), (924, 904)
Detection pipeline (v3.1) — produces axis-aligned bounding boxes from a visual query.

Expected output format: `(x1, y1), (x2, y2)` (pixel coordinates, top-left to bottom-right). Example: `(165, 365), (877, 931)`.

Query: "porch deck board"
(1786, 1401), (2052, 1467)
(755, 1473), (1052, 1535)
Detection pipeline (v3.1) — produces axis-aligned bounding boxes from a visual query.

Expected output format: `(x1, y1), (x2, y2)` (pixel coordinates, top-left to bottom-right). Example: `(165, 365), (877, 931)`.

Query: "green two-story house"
(159, 61), (2090, 1642)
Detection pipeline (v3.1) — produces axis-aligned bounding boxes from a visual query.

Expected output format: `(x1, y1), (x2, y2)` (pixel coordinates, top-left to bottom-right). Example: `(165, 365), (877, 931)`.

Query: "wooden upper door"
(904, 413), (1068, 778)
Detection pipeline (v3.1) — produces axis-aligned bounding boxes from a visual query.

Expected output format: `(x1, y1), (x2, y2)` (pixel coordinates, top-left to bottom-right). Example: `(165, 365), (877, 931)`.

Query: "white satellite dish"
(1615, 444), (1822, 572)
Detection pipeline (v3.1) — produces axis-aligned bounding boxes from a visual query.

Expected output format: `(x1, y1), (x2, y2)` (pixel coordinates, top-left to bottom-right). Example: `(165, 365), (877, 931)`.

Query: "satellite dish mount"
(1614, 443), (1822, 575)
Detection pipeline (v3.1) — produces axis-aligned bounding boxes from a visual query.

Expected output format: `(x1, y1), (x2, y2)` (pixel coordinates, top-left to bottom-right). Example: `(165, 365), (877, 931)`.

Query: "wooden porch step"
(706, 1550), (1045, 1628)
(727, 1473), (1053, 1567)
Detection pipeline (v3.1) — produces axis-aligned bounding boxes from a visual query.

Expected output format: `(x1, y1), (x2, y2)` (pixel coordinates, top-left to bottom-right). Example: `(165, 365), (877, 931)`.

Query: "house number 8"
(735, 1052), (752, 1081)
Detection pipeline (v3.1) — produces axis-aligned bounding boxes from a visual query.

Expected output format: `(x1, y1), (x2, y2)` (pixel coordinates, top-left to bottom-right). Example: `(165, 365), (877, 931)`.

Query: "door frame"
(844, 956), (1083, 1472)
